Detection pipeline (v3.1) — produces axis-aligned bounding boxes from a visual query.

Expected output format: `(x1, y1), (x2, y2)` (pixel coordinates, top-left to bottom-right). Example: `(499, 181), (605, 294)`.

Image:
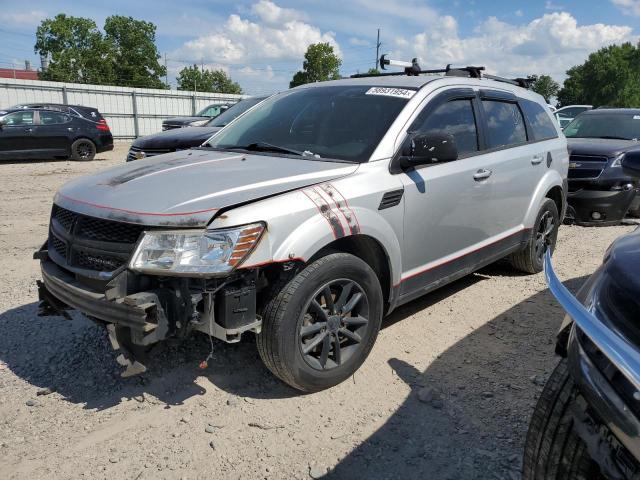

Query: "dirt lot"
(0, 143), (636, 480)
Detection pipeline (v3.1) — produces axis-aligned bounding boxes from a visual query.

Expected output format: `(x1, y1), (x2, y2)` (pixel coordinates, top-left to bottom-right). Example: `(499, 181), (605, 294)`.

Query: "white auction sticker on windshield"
(365, 87), (416, 99)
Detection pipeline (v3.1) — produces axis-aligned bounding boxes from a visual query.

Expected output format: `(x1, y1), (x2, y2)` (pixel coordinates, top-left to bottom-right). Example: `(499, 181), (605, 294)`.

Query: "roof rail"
(350, 55), (534, 89)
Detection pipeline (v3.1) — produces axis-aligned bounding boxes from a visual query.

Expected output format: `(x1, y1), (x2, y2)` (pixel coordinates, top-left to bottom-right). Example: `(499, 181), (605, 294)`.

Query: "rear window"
(520, 100), (558, 141)
(482, 100), (527, 149)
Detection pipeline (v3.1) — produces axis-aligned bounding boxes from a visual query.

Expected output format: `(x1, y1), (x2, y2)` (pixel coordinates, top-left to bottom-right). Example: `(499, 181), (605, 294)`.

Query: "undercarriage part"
(192, 290), (261, 343)
(107, 324), (148, 377)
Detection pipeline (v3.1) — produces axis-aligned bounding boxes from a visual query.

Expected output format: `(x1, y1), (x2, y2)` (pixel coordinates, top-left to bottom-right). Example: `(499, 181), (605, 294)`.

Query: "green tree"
(35, 14), (113, 84)
(531, 74), (560, 103)
(290, 43), (342, 88)
(104, 15), (167, 89)
(176, 65), (243, 94)
(557, 42), (640, 107)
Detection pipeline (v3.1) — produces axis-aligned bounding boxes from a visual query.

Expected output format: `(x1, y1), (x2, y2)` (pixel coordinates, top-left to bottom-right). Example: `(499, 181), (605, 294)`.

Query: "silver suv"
(36, 65), (568, 392)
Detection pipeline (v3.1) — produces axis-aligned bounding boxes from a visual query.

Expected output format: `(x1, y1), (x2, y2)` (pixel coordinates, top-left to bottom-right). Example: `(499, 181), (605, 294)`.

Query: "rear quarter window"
(520, 100), (559, 141)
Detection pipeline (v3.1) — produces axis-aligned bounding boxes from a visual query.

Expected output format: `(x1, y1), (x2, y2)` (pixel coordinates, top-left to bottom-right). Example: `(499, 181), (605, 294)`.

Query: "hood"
(132, 126), (221, 150)
(163, 116), (207, 126)
(567, 138), (640, 158)
(54, 149), (359, 227)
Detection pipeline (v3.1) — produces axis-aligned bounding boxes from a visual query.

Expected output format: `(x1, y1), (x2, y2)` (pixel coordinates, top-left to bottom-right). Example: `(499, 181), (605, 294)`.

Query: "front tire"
(510, 198), (559, 274)
(257, 253), (383, 392)
(523, 360), (602, 479)
(70, 139), (96, 161)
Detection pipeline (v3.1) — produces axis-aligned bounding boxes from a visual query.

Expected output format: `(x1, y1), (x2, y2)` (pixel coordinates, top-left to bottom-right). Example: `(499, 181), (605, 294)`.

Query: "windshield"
(207, 85), (414, 162)
(206, 97), (266, 127)
(196, 104), (225, 117)
(564, 113), (640, 140)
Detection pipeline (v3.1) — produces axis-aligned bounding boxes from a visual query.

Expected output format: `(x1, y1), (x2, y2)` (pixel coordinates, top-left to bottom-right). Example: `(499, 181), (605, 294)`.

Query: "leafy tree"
(557, 42), (640, 107)
(104, 16), (167, 89)
(177, 65), (243, 94)
(531, 74), (560, 103)
(290, 43), (342, 88)
(35, 14), (113, 84)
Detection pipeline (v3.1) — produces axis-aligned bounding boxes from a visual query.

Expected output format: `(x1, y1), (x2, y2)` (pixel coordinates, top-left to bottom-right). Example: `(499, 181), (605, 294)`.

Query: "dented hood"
(55, 149), (359, 226)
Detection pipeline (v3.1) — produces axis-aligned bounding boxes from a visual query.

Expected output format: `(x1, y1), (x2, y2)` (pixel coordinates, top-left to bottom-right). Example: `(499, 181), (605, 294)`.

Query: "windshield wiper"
(229, 141), (319, 158)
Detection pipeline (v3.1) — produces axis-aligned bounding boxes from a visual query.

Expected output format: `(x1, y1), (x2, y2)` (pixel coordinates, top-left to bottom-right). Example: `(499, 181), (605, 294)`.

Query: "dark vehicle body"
(524, 154), (640, 479)
(127, 96), (266, 162)
(565, 109), (640, 225)
(161, 102), (233, 131)
(0, 104), (113, 160)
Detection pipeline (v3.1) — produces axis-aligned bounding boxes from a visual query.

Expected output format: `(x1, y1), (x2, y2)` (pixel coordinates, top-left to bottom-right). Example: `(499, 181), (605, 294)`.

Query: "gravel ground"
(0, 143), (636, 480)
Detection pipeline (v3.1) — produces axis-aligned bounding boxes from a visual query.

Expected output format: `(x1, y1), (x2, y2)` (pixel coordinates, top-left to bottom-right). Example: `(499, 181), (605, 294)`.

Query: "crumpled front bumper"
(38, 257), (168, 342)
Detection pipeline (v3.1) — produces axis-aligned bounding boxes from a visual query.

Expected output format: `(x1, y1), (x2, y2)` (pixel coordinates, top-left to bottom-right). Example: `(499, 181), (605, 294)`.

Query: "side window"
(39, 111), (71, 125)
(520, 100), (559, 141)
(411, 99), (479, 156)
(482, 100), (527, 149)
(3, 111), (34, 126)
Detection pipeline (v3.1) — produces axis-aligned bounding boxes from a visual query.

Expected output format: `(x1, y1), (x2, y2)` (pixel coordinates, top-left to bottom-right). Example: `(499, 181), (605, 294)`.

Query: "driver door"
(397, 89), (494, 298)
(0, 110), (37, 159)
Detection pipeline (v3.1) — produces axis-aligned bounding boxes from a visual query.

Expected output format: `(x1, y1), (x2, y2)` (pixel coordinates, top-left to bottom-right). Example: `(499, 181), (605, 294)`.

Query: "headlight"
(129, 223), (265, 276)
(611, 153), (625, 167)
(188, 119), (209, 127)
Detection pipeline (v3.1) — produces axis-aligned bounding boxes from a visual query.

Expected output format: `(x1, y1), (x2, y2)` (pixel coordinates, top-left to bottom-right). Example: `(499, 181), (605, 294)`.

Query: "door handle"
(531, 154), (544, 165)
(473, 169), (492, 181)
(67, 127), (74, 132)
(24, 128), (33, 133)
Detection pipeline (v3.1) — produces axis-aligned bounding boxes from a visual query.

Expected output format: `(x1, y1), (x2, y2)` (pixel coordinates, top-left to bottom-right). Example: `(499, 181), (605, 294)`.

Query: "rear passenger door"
(33, 110), (74, 156)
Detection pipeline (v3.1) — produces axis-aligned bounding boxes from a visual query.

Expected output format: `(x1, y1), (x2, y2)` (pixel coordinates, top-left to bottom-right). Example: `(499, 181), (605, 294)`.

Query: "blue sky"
(0, 0), (639, 94)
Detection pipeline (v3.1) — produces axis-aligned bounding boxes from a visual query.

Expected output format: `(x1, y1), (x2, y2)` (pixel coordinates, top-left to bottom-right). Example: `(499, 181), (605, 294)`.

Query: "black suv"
(0, 104), (113, 161)
(564, 109), (640, 224)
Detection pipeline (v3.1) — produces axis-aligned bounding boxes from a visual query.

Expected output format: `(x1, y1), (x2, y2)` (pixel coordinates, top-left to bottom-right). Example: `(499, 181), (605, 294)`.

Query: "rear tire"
(257, 253), (383, 392)
(70, 139), (96, 161)
(523, 360), (603, 480)
(510, 198), (559, 274)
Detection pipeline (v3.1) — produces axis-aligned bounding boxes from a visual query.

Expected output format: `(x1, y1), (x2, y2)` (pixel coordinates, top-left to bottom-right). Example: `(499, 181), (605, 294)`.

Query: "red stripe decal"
(395, 228), (531, 286)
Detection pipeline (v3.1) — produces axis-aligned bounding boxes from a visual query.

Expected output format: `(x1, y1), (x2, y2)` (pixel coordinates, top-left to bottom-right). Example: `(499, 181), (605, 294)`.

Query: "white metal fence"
(0, 78), (244, 139)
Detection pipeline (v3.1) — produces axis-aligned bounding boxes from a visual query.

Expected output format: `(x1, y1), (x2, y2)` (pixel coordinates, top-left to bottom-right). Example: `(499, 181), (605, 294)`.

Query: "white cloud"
(349, 37), (370, 46)
(238, 65), (275, 80)
(612, 0), (640, 15)
(250, 0), (305, 25)
(393, 12), (635, 81)
(0, 10), (46, 25)
(175, 4), (340, 65)
(515, 10), (524, 17)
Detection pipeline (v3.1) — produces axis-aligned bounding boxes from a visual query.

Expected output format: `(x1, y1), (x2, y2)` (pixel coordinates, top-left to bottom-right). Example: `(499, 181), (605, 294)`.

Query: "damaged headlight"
(129, 223), (265, 276)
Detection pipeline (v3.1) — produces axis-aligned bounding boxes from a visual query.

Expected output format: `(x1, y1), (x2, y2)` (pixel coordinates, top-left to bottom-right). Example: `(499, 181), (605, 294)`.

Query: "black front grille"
(127, 145), (173, 162)
(50, 235), (67, 260)
(48, 205), (147, 273)
(79, 216), (145, 244)
(568, 154), (609, 180)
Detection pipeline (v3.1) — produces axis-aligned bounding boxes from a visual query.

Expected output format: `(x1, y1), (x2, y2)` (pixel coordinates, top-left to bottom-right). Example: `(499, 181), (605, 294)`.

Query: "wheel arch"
(308, 234), (394, 312)
(523, 171), (565, 228)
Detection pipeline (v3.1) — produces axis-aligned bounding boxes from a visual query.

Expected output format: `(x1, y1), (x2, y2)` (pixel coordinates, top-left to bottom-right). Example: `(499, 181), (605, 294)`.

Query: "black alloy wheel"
(299, 279), (370, 371)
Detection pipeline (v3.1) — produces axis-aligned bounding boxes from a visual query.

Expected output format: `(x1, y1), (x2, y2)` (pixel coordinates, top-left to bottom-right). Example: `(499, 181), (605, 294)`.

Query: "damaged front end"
(35, 204), (266, 376)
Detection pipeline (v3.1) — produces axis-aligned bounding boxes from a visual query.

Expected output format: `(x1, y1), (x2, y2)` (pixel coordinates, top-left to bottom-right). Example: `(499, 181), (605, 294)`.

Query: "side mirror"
(398, 132), (458, 169)
(622, 151), (640, 178)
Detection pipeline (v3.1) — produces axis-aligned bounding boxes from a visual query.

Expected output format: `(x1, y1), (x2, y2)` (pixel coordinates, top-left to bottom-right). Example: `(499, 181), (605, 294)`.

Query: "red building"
(0, 68), (39, 80)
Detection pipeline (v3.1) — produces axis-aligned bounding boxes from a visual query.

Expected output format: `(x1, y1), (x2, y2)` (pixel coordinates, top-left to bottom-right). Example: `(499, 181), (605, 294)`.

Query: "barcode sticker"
(365, 87), (416, 99)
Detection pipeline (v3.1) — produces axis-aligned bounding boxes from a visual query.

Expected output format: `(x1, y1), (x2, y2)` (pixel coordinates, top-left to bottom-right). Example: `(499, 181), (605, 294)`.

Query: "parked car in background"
(555, 104), (593, 129)
(127, 96), (267, 162)
(35, 65), (568, 391)
(563, 109), (640, 225)
(524, 155), (640, 478)
(0, 104), (113, 161)
(161, 102), (234, 130)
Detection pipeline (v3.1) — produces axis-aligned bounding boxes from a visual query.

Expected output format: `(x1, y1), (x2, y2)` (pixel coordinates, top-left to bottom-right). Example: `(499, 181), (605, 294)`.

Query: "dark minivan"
(0, 103), (113, 161)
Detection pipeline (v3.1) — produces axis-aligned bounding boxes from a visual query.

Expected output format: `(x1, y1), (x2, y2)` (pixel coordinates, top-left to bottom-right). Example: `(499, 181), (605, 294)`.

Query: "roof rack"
(350, 55), (534, 89)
